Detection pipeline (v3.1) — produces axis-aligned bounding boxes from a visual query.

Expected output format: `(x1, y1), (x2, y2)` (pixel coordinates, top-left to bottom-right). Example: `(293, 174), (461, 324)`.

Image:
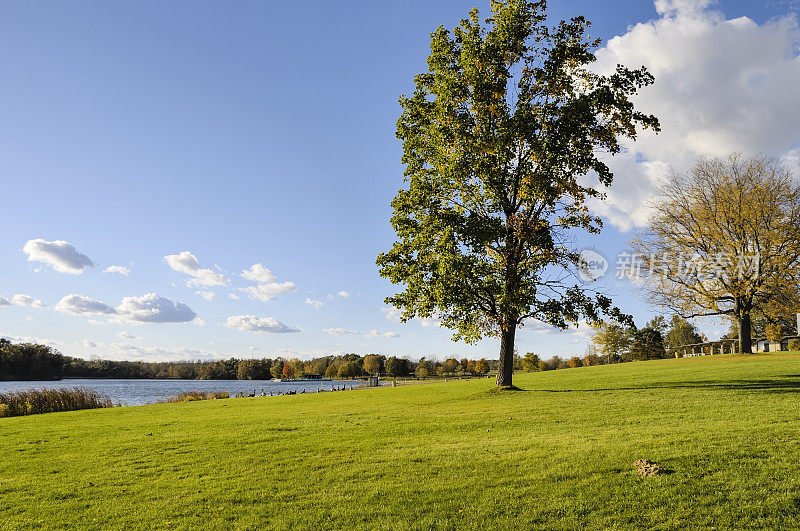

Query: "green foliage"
(592, 323), (633, 362)
(415, 359), (433, 378)
(521, 352), (541, 372)
(363, 355), (383, 375)
(199, 358), (238, 380)
(385, 356), (409, 377)
(627, 327), (667, 361)
(788, 339), (800, 351)
(665, 315), (703, 351)
(475, 358), (490, 375)
(0, 342), (65, 380)
(337, 362), (362, 379)
(236, 359), (272, 380)
(567, 357), (583, 368)
(377, 0), (658, 387)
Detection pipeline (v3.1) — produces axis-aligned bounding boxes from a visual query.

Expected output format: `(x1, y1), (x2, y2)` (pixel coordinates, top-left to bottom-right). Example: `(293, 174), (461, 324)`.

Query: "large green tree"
(377, 0), (659, 386)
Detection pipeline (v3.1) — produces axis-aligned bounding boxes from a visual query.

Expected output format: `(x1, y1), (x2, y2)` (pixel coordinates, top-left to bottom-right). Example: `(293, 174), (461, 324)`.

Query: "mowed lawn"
(2, 354), (800, 530)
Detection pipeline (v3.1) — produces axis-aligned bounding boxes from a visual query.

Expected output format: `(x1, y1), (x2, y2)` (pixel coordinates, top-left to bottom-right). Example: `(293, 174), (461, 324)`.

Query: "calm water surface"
(0, 379), (361, 406)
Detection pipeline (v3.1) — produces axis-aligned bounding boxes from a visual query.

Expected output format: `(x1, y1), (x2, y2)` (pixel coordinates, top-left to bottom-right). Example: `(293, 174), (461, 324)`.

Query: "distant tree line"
(0, 339), (496, 382)
(518, 315), (706, 373)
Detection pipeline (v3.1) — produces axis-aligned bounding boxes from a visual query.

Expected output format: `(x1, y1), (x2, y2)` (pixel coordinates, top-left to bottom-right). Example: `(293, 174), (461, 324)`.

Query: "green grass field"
(2, 353), (800, 530)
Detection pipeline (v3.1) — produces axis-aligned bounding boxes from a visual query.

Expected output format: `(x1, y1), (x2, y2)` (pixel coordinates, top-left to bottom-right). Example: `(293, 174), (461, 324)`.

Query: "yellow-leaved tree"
(633, 154), (800, 353)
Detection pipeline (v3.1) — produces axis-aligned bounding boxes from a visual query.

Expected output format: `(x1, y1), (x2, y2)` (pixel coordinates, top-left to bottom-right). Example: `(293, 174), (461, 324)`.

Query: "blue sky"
(1, 0), (799, 361)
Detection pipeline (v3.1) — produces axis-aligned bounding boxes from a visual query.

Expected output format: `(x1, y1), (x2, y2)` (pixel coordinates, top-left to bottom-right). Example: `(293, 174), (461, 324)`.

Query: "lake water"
(0, 379), (362, 406)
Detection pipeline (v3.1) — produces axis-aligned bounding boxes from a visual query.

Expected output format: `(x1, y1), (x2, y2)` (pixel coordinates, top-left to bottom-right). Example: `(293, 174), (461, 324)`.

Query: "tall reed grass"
(161, 391), (230, 403)
(0, 387), (114, 418)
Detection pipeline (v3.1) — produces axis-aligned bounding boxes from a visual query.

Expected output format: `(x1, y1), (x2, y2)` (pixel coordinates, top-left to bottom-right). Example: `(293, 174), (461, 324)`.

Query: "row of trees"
(0, 339), (497, 382)
(590, 315), (704, 362)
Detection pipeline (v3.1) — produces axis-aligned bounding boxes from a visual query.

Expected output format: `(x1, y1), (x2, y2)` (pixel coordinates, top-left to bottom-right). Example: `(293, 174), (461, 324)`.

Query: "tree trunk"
(739, 313), (752, 354)
(496, 326), (516, 387)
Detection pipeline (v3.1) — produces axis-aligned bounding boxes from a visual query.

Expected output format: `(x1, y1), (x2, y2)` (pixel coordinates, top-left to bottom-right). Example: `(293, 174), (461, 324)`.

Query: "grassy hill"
(2, 353), (800, 530)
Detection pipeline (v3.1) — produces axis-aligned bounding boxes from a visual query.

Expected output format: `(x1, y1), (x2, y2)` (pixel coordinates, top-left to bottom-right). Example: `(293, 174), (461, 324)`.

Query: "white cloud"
(193, 317), (207, 327)
(115, 293), (197, 324)
(366, 330), (402, 338)
(239, 263), (296, 302)
(0, 296), (10, 307)
(55, 294), (116, 315)
(102, 343), (219, 362)
(83, 340), (98, 348)
(323, 327), (361, 335)
(241, 263), (277, 283)
(654, 0), (715, 17)
(520, 318), (558, 334)
(305, 298), (323, 309)
(240, 282), (297, 302)
(1, 334), (63, 348)
(53, 292), (196, 324)
(103, 265), (130, 276)
(228, 293), (240, 300)
(196, 290), (215, 301)
(224, 315), (301, 334)
(23, 239), (93, 274)
(382, 307), (402, 322)
(117, 331), (140, 340)
(337, 290), (350, 298)
(587, 2), (800, 230)
(382, 306), (441, 328)
(12, 294), (46, 308)
(164, 251), (228, 287)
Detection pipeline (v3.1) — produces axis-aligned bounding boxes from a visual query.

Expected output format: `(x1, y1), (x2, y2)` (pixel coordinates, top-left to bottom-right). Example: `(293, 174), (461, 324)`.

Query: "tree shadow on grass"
(535, 378), (800, 395)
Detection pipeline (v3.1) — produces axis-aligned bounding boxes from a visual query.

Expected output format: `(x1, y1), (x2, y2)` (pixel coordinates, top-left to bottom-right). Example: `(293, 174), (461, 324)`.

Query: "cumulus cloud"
(0, 296), (10, 307)
(323, 327), (361, 335)
(224, 315), (301, 334)
(305, 298), (323, 309)
(239, 263), (296, 302)
(587, 1), (800, 230)
(117, 331), (140, 340)
(83, 340), (98, 348)
(55, 294), (116, 315)
(115, 293), (197, 324)
(12, 294), (46, 308)
(241, 263), (277, 283)
(366, 330), (402, 338)
(23, 239), (93, 274)
(196, 290), (215, 301)
(228, 293), (240, 300)
(103, 265), (130, 276)
(53, 292), (197, 324)
(240, 282), (297, 302)
(164, 251), (228, 287)
(337, 291), (350, 298)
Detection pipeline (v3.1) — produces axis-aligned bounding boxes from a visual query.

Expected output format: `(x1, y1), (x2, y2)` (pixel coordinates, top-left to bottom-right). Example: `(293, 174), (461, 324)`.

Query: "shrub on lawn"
(0, 387), (113, 418)
(788, 339), (800, 351)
